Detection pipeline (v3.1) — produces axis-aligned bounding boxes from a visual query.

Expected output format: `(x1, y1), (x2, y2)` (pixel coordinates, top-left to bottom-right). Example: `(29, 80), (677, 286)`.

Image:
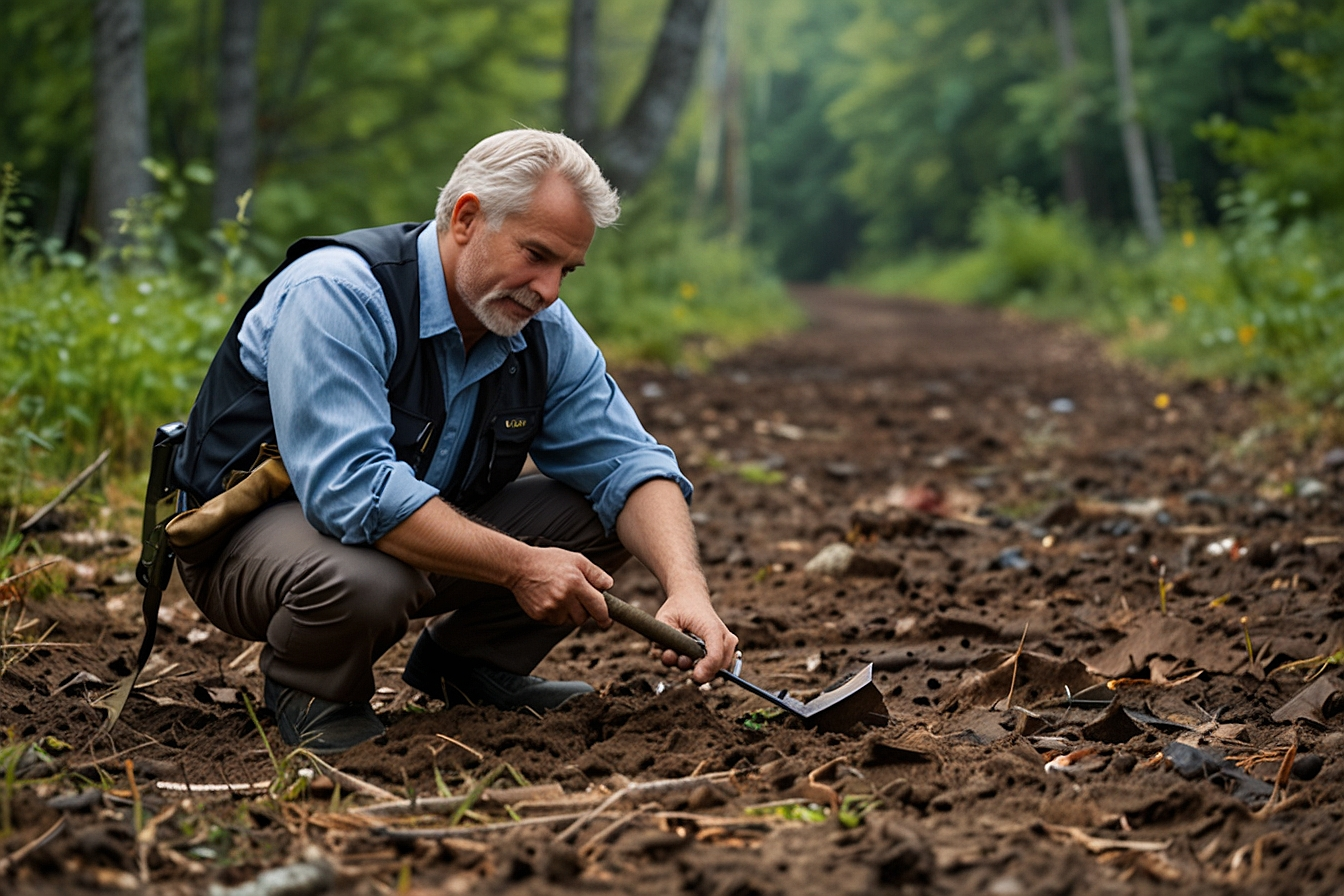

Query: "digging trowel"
(604, 592), (889, 733)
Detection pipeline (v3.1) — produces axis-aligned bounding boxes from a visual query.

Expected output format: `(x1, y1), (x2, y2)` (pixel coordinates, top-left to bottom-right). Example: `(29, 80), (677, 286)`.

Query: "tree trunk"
(691, 0), (726, 217)
(91, 0), (152, 243)
(564, 0), (599, 148)
(1105, 0), (1163, 246)
(594, 0), (712, 194)
(1047, 0), (1087, 209)
(212, 0), (261, 223)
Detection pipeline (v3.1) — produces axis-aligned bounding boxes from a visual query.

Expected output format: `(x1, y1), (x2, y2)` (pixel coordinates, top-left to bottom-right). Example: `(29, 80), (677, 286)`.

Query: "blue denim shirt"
(237, 224), (691, 544)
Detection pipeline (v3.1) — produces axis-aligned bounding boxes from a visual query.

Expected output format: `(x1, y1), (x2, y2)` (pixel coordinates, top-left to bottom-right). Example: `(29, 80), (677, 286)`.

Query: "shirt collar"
(415, 223), (528, 352)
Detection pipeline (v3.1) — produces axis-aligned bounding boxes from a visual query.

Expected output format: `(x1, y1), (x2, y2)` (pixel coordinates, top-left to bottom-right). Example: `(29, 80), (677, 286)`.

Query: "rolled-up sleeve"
(528, 303), (692, 532)
(259, 253), (440, 543)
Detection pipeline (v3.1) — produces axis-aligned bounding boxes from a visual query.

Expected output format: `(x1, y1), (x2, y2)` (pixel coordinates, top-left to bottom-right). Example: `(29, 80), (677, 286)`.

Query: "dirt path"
(4, 287), (1344, 894)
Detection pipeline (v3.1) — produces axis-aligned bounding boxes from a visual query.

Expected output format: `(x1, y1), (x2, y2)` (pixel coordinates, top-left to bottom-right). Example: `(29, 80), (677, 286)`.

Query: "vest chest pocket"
(483, 407), (540, 488)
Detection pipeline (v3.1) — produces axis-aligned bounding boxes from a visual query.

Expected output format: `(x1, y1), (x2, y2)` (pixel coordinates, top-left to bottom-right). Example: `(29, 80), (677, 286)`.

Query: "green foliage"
(0, 164), (245, 506)
(1200, 0), (1344, 213)
(562, 188), (801, 366)
(864, 183), (1344, 404)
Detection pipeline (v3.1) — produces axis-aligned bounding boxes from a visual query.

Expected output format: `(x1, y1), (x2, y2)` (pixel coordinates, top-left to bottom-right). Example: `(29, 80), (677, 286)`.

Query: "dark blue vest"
(173, 222), (548, 514)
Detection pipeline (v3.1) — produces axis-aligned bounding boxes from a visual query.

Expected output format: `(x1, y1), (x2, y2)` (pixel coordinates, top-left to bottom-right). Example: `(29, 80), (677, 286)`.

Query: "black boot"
(402, 630), (592, 711)
(263, 678), (385, 754)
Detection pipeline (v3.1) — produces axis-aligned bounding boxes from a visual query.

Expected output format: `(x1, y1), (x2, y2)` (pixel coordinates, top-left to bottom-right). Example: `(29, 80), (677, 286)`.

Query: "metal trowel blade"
(798, 663), (889, 733)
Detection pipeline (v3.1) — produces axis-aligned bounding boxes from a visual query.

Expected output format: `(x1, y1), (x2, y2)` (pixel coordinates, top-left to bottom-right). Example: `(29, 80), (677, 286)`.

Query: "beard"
(456, 246), (544, 338)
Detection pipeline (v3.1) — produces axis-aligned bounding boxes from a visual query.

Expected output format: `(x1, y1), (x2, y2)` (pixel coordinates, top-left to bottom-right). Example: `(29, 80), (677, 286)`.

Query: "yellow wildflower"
(679, 281), (699, 301)
(1153, 393), (1171, 410)
(1171, 294), (1187, 313)
(1237, 324), (1256, 346)
(1181, 230), (1196, 248)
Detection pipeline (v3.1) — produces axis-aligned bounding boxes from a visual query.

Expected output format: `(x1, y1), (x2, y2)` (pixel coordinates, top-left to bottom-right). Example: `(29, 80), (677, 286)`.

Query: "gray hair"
(435, 129), (620, 232)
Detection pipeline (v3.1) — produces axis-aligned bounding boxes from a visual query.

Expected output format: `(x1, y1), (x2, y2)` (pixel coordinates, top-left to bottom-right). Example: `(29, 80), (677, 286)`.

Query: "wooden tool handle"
(603, 592), (707, 660)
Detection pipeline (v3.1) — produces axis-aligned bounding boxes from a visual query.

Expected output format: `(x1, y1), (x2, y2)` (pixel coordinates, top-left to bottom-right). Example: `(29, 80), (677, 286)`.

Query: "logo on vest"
(503, 417), (530, 430)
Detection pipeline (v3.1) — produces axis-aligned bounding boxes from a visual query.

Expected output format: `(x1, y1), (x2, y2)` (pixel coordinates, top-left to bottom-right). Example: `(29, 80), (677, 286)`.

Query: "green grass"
(0, 163), (801, 519)
(856, 183), (1344, 407)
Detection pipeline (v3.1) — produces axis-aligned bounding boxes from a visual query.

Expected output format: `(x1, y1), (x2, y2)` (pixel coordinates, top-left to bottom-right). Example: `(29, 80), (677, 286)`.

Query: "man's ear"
(451, 193), (482, 245)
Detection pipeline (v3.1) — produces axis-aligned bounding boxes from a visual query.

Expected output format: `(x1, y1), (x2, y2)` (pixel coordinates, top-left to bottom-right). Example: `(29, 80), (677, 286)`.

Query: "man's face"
(454, 172), (596, 337)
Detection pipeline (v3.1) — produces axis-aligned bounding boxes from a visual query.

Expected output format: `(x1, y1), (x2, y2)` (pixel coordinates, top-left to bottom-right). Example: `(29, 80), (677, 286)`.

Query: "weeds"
(859, 184), (1344, 406)
(0, 735), (62, 836)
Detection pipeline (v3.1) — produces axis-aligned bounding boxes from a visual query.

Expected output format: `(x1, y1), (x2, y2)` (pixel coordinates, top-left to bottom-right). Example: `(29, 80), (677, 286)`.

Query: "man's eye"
(526, 248), (543, 262)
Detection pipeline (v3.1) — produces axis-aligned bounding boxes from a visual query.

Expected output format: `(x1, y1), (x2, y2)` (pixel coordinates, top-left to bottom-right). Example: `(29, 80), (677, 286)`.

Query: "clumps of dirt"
(6, 289), (1344, 894)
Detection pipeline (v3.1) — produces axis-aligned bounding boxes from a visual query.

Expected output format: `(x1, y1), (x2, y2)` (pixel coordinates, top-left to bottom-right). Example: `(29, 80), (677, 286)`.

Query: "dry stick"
(578, 804), (654, 860)
(305, 755), (399, 802)
(18, 448), (112, 534)
(156, 780), (272, 794)
(351, 784), (573, 818)
(0, 815), (67, 874)
(554, 771), (739, 844)
(434, 733), (484, 762)
(1003, 623), (1030, 710)
(1252, 739), (1299, 820)
(379, 811), (620, 841)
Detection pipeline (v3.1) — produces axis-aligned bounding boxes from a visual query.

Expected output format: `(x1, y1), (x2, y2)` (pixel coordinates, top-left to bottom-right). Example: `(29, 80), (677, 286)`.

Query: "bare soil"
(4, 287), (1344, 895)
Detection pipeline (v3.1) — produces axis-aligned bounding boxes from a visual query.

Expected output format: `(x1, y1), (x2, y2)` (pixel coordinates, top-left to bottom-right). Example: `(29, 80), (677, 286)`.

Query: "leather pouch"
(166, 450), (292, 557)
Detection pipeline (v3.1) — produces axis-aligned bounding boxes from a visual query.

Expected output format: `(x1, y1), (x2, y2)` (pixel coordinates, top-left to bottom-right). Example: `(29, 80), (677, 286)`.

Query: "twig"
(554, 771), (739, 843)
(434, 733), (484, 762)
(0, 815), (66, 874)
(0, 560), (60, 606)
(304, 754), (399, 802)
(351, 783), (572, 818)
(1252, 738), (1298, 820)
(155, 780), (273, 794)
(19, 449), (111, 534)
(1041, 823), (1170, 853)
(578, 804), (654, 860)
(378, 811), (618, 841)
(1003, 623), (1029, 710)
(228, 641), (263, 670)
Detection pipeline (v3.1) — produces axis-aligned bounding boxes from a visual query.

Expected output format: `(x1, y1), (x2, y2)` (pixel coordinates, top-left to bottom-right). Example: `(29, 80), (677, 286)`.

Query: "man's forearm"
(615, 478), (737, 680)
(374, 497), (613, 627)
(614, 478), (708, 599)
(374, 498), (530, 586)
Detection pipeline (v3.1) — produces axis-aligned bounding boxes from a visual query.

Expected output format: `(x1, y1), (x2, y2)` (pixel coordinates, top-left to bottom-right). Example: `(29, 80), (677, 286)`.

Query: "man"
(171, 129), (738, 753)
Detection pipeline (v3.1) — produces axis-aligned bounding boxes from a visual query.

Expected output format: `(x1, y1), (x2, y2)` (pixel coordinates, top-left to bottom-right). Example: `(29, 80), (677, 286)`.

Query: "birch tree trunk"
(1106, 0), (1164, 246)
(91, 0), (152, 243)
(212, 0), (261, 223)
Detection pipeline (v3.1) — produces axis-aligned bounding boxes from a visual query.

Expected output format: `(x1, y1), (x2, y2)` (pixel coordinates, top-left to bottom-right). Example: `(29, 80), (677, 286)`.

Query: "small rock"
(989, 547), (1032, 572)
(825, 461), (861, 479)
(1048, 397), (1075, 414)
(1297, 478), (1328, 498)
(1184, 489), (1229, 507)
(1321, 447), (1344, 471)
(804, 543), (854, 577)
(1292, 753), (1324, 781)
(639, 382), (664, 400)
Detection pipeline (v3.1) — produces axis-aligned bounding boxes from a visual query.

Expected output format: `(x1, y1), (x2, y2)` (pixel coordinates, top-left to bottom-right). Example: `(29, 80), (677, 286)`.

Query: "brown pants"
(176, 477), (629, 702)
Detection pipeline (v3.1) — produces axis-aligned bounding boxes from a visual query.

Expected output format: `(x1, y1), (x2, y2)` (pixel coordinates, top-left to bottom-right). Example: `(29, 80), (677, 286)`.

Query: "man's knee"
(293, 546), (431, 629)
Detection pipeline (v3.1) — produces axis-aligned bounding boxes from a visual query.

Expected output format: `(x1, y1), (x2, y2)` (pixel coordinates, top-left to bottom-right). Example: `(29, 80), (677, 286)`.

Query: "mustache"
(494, 288), (544, 313)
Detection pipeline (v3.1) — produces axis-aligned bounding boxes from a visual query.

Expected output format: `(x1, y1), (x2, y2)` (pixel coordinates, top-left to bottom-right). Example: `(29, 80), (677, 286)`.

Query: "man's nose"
(532, 268), (564, 304)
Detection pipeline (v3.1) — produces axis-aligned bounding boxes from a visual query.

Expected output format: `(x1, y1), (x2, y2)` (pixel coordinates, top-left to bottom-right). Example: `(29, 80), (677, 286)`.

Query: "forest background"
(1, 0), (1341, 566)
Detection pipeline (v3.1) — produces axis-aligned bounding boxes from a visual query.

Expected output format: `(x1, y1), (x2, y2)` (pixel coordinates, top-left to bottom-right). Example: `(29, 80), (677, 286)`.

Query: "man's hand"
(653, 591), (738, 684)
(376, 499), (613, 628)
(507, 546), (613, 627)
